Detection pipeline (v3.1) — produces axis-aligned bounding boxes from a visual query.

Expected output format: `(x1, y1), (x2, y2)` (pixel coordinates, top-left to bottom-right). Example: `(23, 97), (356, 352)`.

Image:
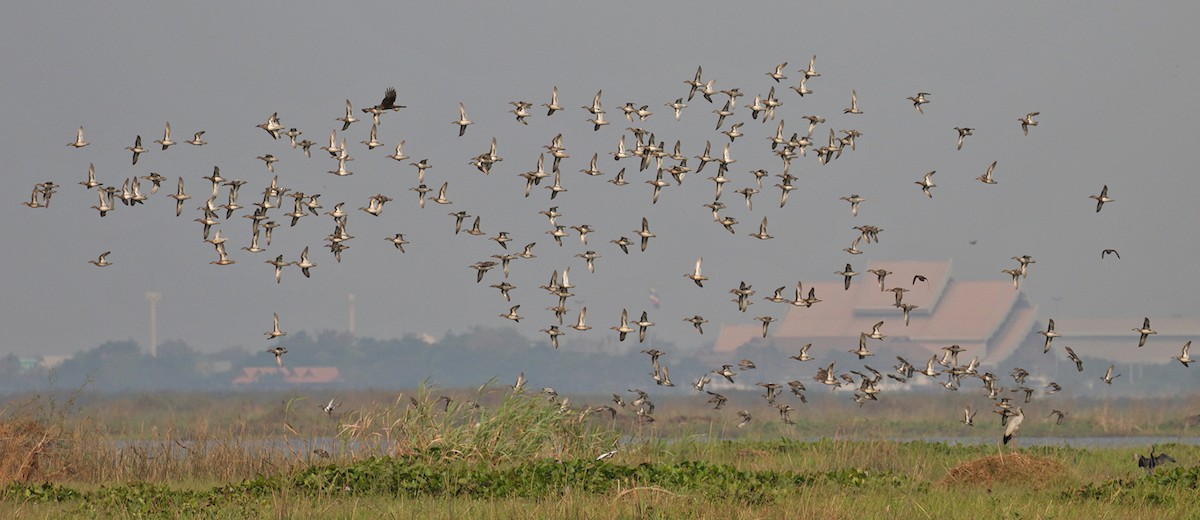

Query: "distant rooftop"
(715, 259), (1036, 366)
(1048, 317), (1200, 365)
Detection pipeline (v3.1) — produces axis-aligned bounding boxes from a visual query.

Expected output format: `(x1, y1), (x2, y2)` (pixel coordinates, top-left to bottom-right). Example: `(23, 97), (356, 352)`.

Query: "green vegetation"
(0, 387), (1197, 518)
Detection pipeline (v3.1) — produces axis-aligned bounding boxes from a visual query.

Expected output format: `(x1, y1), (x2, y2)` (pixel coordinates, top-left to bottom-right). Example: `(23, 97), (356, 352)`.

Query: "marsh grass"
(0, 383), (625, 486)
(334, 383), (620, 465)
(0, 387), (1198, 517)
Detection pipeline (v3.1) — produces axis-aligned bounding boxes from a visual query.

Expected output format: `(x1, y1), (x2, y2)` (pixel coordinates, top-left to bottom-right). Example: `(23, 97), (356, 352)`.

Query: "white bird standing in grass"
(1003, 407), (1023, 446)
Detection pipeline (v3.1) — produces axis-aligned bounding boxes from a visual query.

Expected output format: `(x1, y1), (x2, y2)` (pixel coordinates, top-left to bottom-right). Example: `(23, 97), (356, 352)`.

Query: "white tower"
(145, 292), (162, 357)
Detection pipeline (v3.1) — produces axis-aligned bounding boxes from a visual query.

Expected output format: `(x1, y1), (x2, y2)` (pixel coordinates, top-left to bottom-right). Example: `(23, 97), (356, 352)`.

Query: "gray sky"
(3, 2), (1198, 358)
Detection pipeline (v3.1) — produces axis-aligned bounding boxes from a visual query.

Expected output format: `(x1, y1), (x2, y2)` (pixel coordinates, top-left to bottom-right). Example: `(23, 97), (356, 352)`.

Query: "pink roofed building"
(1045, 318), (1200, 366)
(713, 260), (1038, 367)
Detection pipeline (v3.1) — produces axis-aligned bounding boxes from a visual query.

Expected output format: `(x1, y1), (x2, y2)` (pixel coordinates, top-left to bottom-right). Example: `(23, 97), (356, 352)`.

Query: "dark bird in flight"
(367, 87), (405, 111)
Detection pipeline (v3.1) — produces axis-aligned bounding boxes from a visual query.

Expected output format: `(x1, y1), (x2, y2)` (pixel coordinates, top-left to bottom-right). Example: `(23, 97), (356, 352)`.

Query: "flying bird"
(907, 92), (931, 113)
(684, 257), (708, 287)
(766, 62), (788, 82)
(1038, 318), (1062, 353)
(267, 346), (287, 367)
(1101, 364), (1121, 384)
(915, 171), (937, 198)
(336, 99), (358, 130)
(1019, 112), (1040, 135)
(88, 251), (113, 267)
(736, 410), (752, 428)
(755, 316), (776, 338)
(154, 122), (176, 150)
(540, 325), (564, 349)
(371, 87), (404, 111)
(789, 344), (814, 362)
(977, 161), (998, 184)
(67, 126), (89, 148)
(452, 103), (473, 136)
(840, 194), (865, 216)
(843, 89), (862, 115)
(835, 264), (859, 290)
(611, 309), (636, 341)
(1133, 317), (1156, 347)
(1089, 185), (1114, 212)
(265, 313), (286, 340)
(954, 127), (974, 150)
(126, 135), (146, 165)
(635, 218), (655, 252)
(1048, 410), (1066, 426)
(1064, 346), (1084, 372)
(542, 86), (563, 116)
(1173, 341), (1193, 367)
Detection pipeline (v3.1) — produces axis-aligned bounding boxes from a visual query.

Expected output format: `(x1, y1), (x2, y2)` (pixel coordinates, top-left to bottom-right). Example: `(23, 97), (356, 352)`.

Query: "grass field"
(0, 387), (1197, 519)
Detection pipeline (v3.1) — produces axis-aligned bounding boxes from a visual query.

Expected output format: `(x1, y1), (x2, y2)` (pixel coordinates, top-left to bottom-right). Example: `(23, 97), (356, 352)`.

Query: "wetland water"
(111, 436), (1200, 458)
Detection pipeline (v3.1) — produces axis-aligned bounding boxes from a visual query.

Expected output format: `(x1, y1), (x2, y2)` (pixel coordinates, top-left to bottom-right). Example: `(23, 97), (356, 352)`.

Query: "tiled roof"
(715, 260), (1033, 365)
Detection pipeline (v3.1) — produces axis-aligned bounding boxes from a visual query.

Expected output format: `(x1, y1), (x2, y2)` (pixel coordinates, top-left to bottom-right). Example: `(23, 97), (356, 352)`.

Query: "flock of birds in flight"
(38, 55), (1192, 449)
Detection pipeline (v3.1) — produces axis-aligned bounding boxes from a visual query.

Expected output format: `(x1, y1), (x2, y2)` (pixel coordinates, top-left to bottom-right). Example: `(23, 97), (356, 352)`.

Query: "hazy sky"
(3, 2), (1198, 358)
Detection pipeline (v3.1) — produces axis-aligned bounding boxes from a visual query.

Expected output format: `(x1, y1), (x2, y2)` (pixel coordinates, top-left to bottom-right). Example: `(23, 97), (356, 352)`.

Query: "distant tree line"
(0, 327), (706, 395)
(0, 327), (1189, 397)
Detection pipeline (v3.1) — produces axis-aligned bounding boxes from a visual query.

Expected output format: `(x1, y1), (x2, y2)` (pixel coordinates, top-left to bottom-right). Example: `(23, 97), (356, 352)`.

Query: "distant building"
(232, 366), (341, 385)
(713, 260), (1037, 366)
(1047, 318), (1200, 365)
(39, 355), (69, 370)
(711, 259), (1200, 375)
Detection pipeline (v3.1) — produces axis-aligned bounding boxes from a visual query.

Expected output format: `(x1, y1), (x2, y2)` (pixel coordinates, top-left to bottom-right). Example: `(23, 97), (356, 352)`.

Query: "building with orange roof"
(713, 259), (1038, 366)
(1046, 318), (1200, 366)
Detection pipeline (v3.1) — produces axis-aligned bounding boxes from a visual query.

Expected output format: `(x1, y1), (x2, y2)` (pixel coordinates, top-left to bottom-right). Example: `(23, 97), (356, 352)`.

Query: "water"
(894, 436), (1200, 447)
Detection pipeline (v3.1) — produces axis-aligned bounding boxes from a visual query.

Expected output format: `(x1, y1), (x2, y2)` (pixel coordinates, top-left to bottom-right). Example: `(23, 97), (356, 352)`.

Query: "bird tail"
(1003, 434), (1013, 445)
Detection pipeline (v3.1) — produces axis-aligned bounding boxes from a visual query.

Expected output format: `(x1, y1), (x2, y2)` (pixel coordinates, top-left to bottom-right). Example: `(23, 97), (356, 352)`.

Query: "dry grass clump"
(943, 452), (1065, 487)
(0, 419), (57, 484)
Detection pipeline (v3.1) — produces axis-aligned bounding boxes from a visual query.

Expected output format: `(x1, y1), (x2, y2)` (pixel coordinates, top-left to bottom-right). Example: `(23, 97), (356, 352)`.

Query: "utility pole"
(145, 292), (162, 357)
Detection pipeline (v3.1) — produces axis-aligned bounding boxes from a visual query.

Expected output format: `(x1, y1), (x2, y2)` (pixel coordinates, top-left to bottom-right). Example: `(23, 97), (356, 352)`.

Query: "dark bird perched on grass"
(1136, 447), (1176, 475)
